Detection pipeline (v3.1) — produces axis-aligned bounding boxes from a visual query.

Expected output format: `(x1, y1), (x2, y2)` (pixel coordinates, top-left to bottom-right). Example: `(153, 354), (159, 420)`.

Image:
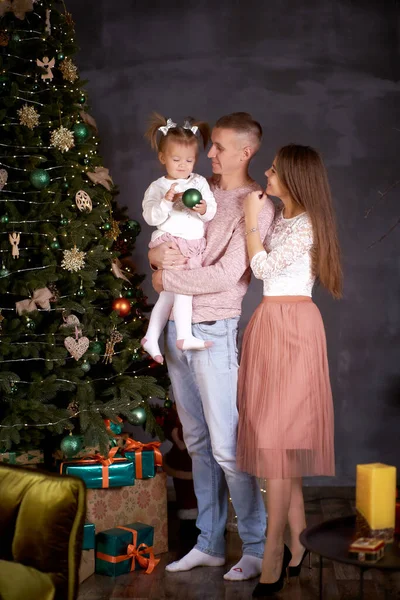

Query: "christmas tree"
(0, 0), (167, 457)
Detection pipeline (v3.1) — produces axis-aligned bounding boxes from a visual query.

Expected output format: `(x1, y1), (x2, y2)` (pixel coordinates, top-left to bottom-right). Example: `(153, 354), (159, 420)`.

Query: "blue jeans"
(165, 318), (266, 558)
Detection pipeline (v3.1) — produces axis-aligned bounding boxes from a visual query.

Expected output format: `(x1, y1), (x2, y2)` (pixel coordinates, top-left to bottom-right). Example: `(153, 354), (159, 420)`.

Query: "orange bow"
(122, 438), (162, 478)
(60, 446), (122, 488)
(96, 526), (160, 574)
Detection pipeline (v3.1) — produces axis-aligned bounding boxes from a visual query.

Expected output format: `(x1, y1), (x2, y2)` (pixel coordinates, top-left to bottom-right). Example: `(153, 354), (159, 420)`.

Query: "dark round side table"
(300, 515), (400, 599)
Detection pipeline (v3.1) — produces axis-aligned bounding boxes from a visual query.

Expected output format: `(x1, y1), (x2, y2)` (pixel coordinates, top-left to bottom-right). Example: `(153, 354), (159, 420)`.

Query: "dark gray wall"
(68, 0), (400, 484)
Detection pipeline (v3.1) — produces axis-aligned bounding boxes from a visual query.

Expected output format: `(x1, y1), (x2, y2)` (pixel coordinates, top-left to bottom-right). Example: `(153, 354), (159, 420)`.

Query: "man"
(150, 113), (275, 581)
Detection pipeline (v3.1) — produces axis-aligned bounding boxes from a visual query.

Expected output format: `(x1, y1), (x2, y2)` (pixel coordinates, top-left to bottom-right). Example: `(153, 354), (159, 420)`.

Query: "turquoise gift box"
(120, 439), (162, 480)
(123, 449), (156, 479)
(95, 522), (157, 576)
(60, 453), (135, 489)
(83, 521), (95, 550)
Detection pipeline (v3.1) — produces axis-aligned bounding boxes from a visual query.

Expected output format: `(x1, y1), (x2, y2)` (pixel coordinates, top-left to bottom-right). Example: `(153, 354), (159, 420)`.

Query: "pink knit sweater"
(162, 179), (275, 323)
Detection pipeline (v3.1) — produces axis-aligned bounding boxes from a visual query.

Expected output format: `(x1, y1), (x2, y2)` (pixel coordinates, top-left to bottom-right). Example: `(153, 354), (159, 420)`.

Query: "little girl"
(141, 113), (217, 364)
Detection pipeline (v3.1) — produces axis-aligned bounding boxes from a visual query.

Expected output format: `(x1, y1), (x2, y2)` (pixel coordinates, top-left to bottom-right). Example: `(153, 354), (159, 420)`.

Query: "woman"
(237, 144), (342, 597)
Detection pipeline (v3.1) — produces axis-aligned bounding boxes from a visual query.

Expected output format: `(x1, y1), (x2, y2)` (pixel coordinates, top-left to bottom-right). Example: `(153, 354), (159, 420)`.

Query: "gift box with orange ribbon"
(60, 447), (135, 489)
(121, 438), (163, 480)
(95, 522), (160, 577)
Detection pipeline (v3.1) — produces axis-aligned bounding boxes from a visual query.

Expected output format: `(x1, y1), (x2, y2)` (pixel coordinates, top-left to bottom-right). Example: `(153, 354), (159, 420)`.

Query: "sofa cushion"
(0, 465), (86, 600)
(0, 560), (55, 600)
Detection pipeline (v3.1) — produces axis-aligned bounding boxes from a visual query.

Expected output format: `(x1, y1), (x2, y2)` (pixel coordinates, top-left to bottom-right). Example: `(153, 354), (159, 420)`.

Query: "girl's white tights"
(141, 291), (211, 363)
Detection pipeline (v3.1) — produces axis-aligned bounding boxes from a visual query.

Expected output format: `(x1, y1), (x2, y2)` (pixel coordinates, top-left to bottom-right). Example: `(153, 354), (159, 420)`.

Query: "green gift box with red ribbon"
(121, 439), (163, 480)
(95, 522), (160, 576)
(60, 447), (134, 489)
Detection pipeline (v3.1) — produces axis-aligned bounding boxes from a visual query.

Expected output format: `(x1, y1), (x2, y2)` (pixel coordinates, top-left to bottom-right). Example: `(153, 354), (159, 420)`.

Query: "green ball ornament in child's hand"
(182, 188), (202, 208)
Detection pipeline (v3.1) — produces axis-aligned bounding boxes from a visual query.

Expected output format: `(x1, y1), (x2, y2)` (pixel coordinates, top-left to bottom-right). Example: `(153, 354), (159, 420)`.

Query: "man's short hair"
(215, 112), (262, 151)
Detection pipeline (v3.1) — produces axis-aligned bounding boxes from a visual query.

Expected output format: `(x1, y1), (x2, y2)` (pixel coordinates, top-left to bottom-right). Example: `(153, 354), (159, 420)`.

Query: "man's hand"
(152, 269), (164, 293)
(191, 199), (207, 215)
(148, 242), (187, 270)
(244, 191), (266, 220)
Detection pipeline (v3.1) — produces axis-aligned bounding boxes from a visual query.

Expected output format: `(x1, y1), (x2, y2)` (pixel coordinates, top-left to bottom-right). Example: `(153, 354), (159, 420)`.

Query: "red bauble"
(112, 297), (131, 316)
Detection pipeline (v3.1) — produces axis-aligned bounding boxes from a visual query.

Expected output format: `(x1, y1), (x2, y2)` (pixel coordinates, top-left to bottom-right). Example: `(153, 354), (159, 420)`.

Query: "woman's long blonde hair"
(276, 144), (343, 299)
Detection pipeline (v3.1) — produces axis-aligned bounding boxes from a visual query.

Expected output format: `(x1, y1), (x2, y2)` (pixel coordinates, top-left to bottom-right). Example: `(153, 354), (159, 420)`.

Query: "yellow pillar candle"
(356, 463), (396, 531)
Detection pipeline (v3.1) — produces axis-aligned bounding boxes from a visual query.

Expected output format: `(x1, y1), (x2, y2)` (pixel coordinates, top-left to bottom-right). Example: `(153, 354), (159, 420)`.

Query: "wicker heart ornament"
(64, 335), (89, 360)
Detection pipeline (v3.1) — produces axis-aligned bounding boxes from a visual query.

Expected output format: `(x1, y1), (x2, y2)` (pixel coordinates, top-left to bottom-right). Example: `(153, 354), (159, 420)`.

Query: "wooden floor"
(78, 487), (400, 599)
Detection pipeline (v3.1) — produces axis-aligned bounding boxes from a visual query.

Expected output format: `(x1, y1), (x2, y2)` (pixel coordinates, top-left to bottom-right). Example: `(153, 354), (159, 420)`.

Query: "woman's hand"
(244, 191), (266, 220)
(148, 242), (187, 270)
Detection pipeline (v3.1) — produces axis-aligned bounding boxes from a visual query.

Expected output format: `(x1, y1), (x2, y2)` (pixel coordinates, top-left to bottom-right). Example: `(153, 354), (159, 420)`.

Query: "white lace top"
(251, 210), (315, 297)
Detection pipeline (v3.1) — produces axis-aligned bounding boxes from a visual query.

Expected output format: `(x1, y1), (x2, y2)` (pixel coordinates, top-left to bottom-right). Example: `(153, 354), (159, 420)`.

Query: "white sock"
(176, 337), (213, 351)
(165, 548), (225, 572)
(174, 294), (212, 351)
(223, 555), (263, 581)
(141, 338), (163, 363)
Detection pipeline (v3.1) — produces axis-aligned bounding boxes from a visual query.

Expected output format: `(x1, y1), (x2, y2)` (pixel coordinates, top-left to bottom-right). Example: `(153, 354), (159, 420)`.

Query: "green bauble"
(50, 239), (60, 250)
(76, 288), (85, 297)
(57, 52), (65, 61)
(81, 360), (91, 372)
(125, 288), (133, 298)
(78, 94), (86, 104)
(182, 188), (202, 208)
(26, 318), (36, 330)
(60, 217), (68, 226)
(30, 169), (50, 190)
(103, 222), (111, 231)
(0, 214), (9, 224)
(9, 383), (18, 394)
(131, 406), (147, 425)
(62, 180), (69, 190)
(90, 341), (104, 354)
(131, 351), (141, 362)
(126, 220), (141, 234)
(164, 399), (172, 409)
(60, 434), (83, 458)
(0, 267), (9, 278)
(73, 122), (89, 143)
(12, 33), (20, 42)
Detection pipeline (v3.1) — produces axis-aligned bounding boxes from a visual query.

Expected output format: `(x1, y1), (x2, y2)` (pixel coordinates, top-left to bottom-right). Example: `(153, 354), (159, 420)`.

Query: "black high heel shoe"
(288, 549), (311, 577)
(252, 544), (292, 597)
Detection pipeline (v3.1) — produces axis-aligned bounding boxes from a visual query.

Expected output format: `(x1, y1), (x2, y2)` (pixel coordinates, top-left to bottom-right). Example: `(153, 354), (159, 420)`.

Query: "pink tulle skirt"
(237, 296), (335, 479)
(149, 233), (206, 269)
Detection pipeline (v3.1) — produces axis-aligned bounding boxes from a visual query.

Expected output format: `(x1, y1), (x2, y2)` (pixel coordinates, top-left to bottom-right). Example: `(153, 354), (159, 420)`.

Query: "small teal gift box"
(60, 447), (135, 489)
(95, 522), (159, 576)
(83, 521), (95, 550)
(121, 439), (162, 480)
